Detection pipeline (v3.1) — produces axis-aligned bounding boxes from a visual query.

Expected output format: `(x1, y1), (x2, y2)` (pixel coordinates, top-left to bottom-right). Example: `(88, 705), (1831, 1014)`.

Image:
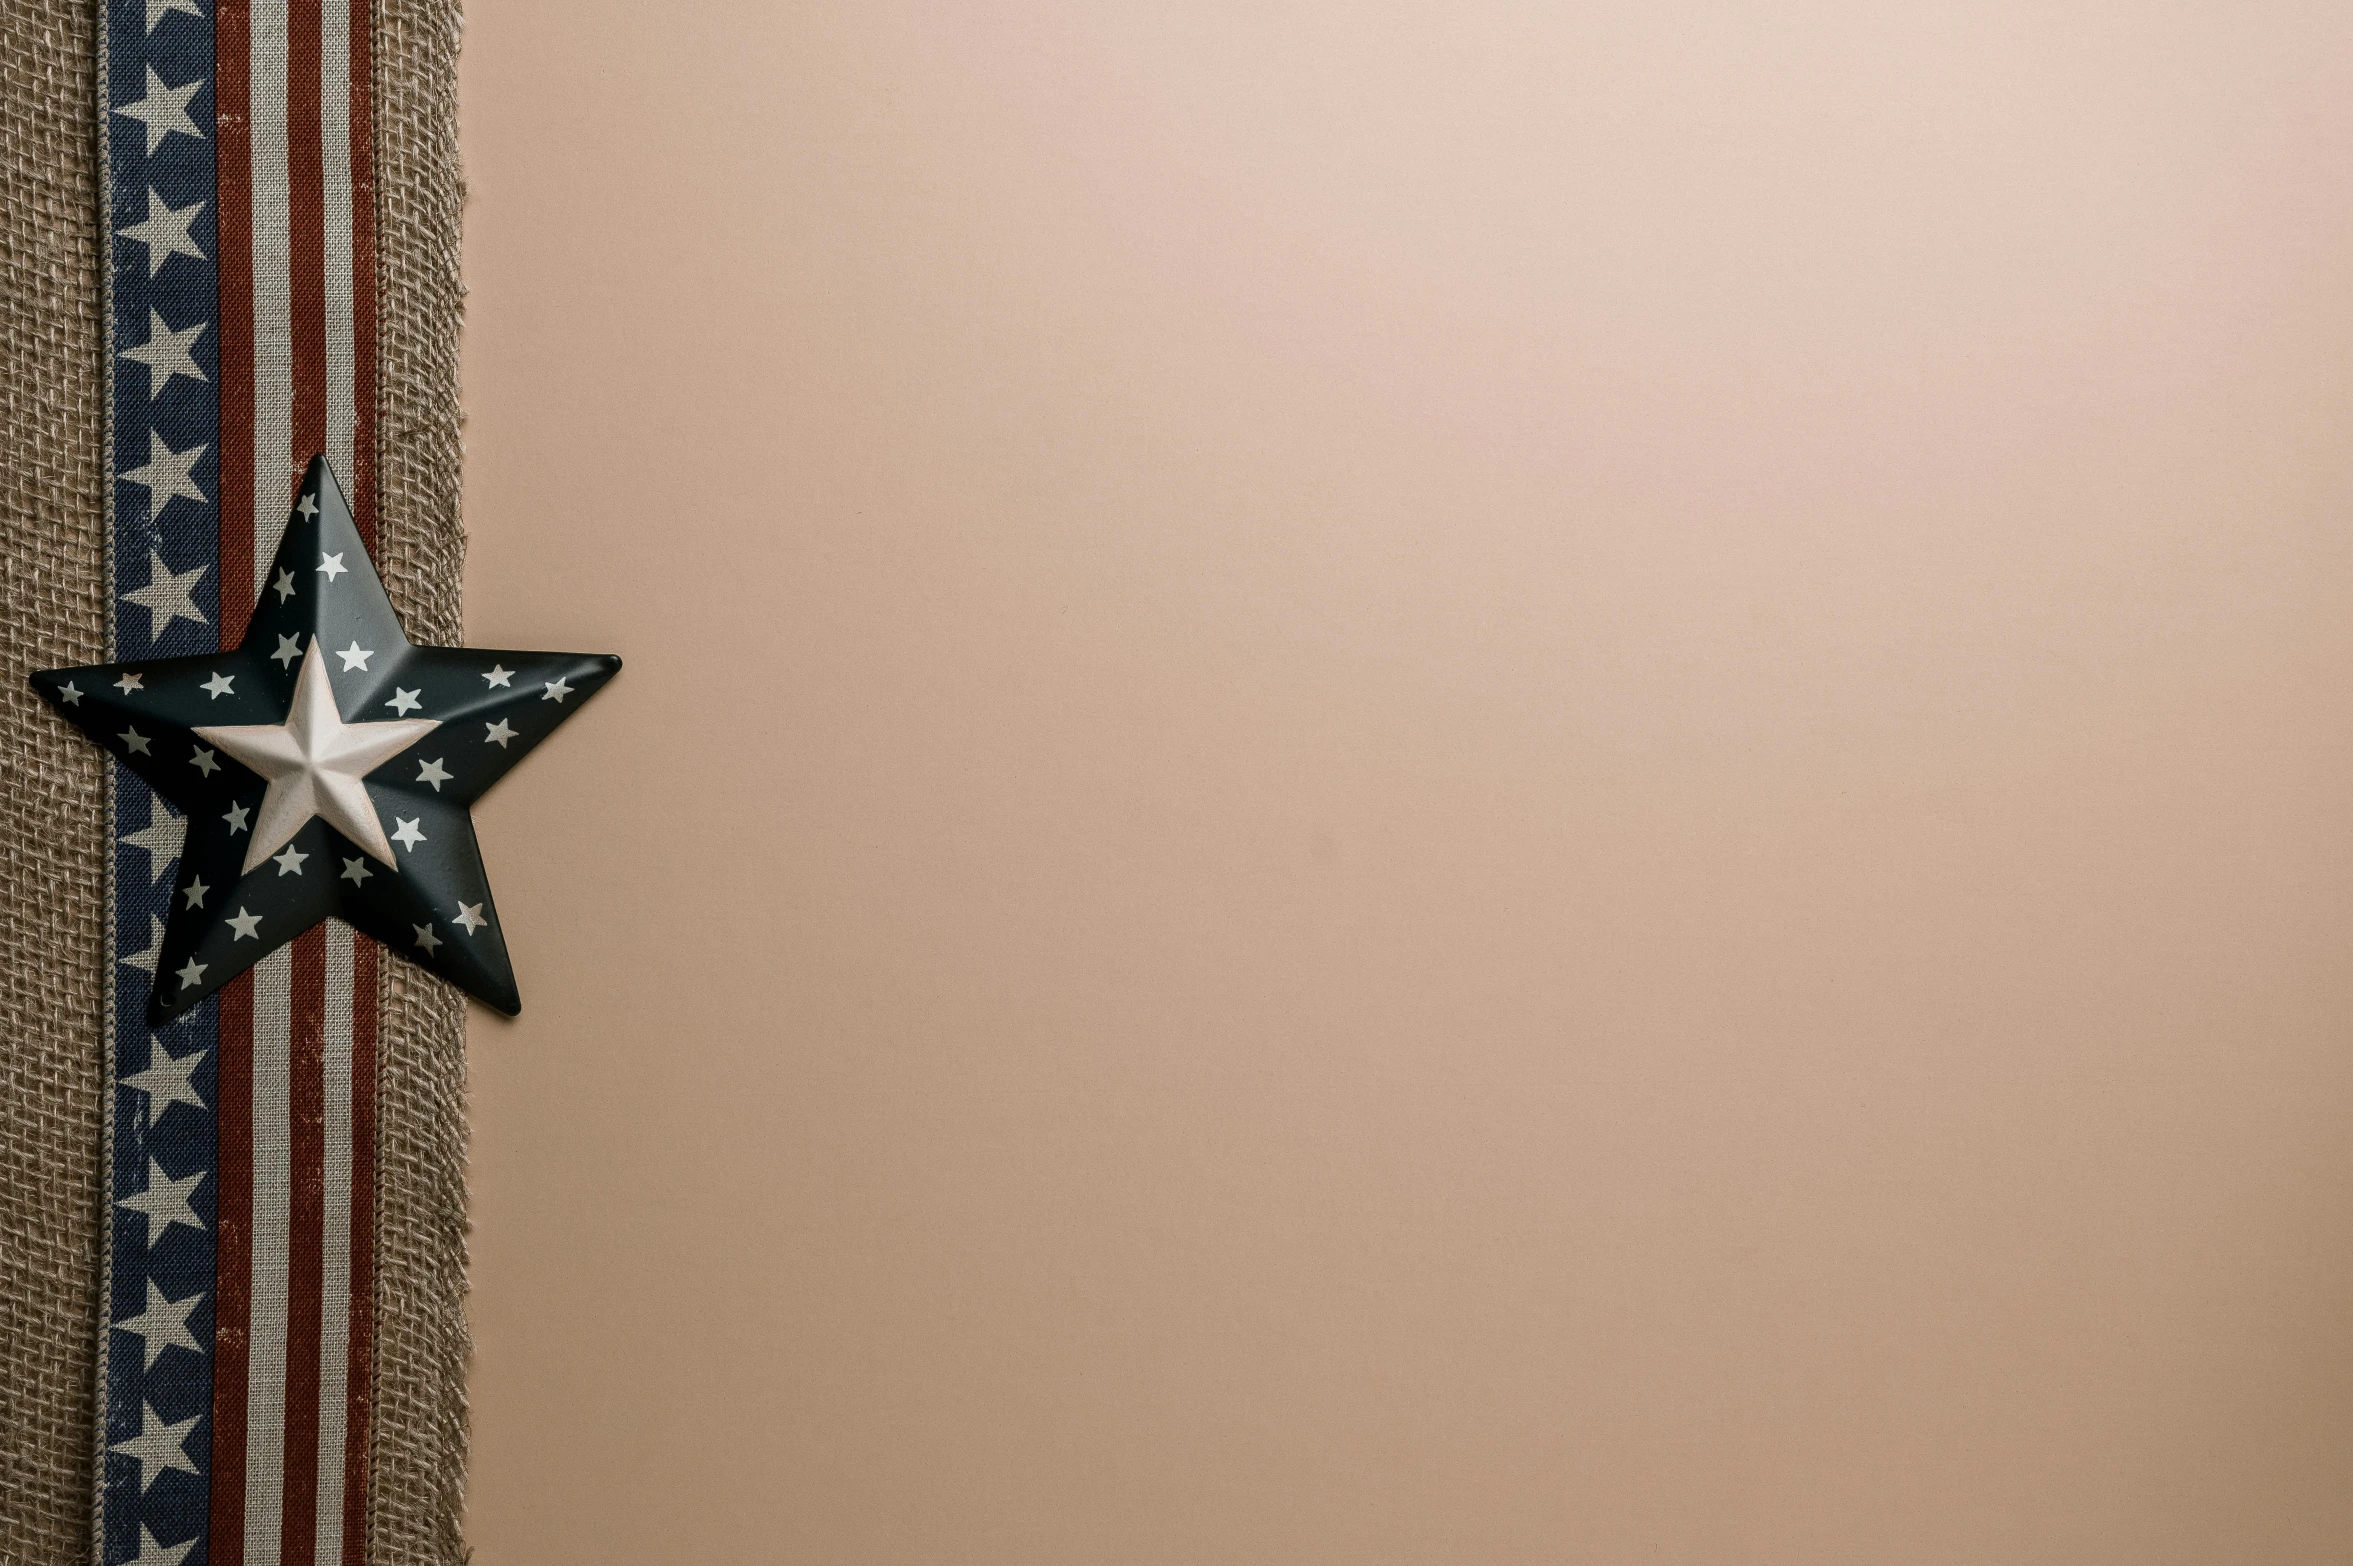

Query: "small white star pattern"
(390, 817), (426, 852)
(118, 1157), (205, 1245)
(317, 550), (346, 580)
(118, 188), (206, 276)
(273, 567), (298, 603)
(223, 802), (250, 834)
(273, 633), (303, 666)
(121, 308), (208, 400)
(416, 758), (451, 791)
(341, 857), (372, 885)
(385, 687), (422, 715)
(123, 1037), (205, 1122)
(226, 907), (262, 940)
(483, 664), (513, 687)
(202, 670), (235, 698)
(272, 844), (309, 876)
(117, 672), (146, 693)
(59, 680), (82, 705)
(120, 727), (151, 756)
(413, 924), (441, 953)
(484, 718), (518, 748)
(181, 877), (208, 909)
(114, 1280), (204, 1369)
(124, 550), (208, 639)
(542, 677), (573, 703)
(190, 746), (218, 777)
(113, 66), (205, 153)
(336, 640), (373, 671)
(120, 431), (207, 523)
(173, 956), (205, 990)
(452, 903), (487, 935)
(110, 1403), (200, 1494)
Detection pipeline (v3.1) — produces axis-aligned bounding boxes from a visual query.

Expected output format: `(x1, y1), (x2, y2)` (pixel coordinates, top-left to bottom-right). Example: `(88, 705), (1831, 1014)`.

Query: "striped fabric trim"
(98, 0), (383, 1561)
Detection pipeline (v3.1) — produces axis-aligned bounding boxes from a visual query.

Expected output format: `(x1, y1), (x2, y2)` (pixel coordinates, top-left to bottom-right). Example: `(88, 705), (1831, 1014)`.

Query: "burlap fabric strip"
(0, 1), (472, 1559)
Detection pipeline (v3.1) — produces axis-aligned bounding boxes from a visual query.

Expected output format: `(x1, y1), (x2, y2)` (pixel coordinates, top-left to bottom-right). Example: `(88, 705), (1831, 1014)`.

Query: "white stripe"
(314, 920), (357, 1562)
(248, 0), (294, 593)
(243, 943), (296, 1566)
(247, 5), (297, 1557)
(320, 0), (357, 482)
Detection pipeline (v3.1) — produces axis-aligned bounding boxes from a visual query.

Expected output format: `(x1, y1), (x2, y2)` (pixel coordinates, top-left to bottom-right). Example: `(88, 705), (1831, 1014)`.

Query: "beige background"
(454, 2), (2353, 1560)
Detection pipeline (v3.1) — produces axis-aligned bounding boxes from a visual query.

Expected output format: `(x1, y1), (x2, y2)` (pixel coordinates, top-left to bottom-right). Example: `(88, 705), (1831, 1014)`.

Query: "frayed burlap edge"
(0, 3), (108, 1562)
(368, 0), (474, 1562)
(0, 1), (474, 1561)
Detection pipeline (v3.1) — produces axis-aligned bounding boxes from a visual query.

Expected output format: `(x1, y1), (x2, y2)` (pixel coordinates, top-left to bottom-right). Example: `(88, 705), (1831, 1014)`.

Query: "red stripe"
(286, 0), (327, 469)
(346, 0), (377, 552)
(277, 928), (329, 1566)
(341, 936), (379, 1564)
(214, 0), (255, 639)
(208, 972), (256, 1564)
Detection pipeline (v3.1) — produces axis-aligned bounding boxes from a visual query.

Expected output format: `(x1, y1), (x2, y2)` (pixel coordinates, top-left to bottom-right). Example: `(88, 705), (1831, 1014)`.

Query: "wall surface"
(456, 3), (2353, 1560)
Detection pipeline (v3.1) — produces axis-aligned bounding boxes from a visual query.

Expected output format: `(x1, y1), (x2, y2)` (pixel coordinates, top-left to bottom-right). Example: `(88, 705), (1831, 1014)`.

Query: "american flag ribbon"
(100, 0), (383, 1559)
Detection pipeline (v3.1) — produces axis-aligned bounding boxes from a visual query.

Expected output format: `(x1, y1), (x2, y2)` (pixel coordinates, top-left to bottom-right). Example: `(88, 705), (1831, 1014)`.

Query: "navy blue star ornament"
(32, 456), (619, 1024)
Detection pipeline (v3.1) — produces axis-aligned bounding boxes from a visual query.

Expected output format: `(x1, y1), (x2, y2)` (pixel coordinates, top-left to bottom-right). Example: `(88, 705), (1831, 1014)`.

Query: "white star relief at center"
(194, 638), (439, 870)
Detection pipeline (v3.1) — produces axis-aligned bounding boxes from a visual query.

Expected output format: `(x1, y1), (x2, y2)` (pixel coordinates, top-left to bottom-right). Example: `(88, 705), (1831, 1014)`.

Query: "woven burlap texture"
(0, 1), (474, 1561)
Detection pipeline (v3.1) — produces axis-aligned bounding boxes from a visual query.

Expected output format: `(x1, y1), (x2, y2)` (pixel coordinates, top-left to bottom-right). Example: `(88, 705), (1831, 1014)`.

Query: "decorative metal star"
(33, 455), (619, 1023)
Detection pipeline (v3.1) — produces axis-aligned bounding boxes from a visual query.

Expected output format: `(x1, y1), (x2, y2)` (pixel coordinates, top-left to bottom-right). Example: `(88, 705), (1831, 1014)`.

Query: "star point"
(145, 0), (202, 31)
(121, 798), (184, 883)
(124, 550), (208, 640)
(121, 914), (165, 973)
